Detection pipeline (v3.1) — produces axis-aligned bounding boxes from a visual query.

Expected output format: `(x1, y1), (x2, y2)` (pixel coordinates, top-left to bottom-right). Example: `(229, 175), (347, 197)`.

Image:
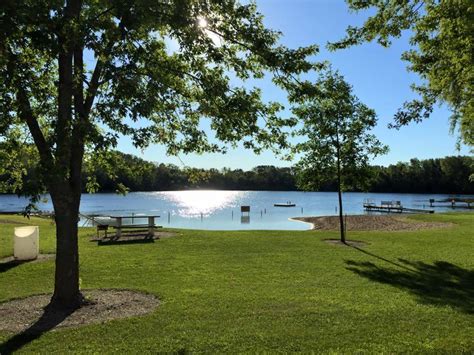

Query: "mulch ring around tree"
(0, 289), (159, 334)
(292, 214), (453, 231)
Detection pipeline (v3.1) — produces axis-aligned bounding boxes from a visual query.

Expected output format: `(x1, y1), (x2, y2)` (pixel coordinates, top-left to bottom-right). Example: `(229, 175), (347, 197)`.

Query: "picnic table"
(106, 215), (160, 238)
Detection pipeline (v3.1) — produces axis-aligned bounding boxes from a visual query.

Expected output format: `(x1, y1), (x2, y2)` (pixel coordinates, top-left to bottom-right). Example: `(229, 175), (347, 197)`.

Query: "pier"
(429, 198), (473, 209)
(363, 200), (434, 214)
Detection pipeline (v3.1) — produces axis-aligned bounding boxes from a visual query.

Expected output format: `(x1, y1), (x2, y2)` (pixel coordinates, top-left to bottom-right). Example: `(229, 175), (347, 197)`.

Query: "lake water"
(0, 191), (472, 230)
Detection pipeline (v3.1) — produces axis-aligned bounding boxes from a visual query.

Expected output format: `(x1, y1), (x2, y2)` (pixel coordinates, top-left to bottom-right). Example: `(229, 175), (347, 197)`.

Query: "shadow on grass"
(97, 237), (155, 246)
(0, 255), (55, 273)
(0, 258), (36, 273)
(346, 256), (474, 314)
(0, 261), (22, 273)
(348, 246), (413, 271)
(0, 306), (75, 354)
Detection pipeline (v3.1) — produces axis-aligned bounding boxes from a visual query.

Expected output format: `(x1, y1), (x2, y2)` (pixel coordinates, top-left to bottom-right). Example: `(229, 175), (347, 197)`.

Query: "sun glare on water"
(162, 190), (241, 218)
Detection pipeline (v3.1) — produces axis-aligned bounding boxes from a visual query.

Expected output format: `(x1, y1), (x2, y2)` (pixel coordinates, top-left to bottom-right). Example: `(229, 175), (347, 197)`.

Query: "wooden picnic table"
(109, 215), (160, 237)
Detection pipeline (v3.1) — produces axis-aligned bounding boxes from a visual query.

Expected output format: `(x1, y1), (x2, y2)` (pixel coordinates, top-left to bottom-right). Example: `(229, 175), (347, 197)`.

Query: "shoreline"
(288, 217), (314, 230)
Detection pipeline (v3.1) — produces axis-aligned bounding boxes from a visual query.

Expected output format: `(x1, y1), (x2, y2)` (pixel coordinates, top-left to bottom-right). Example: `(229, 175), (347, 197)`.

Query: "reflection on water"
(241, 215), (250, 224)
(158, 190), (242, 218)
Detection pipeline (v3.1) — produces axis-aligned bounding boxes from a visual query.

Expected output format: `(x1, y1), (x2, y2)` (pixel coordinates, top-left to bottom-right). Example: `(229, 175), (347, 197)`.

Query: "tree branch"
(90, 5), (115, 22)
(409, 1), (424, 17)
(206, 28), (304, 86)
(84, 19), (123, 116)
(55, 0), (76, 169)
(84, 59), (104, 116)
(16, 86), (54, 167)
(71, 44), (86, 162)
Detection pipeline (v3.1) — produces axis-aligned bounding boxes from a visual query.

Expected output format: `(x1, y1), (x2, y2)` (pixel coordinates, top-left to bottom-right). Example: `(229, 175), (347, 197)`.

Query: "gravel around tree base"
(0, 289), (159, 334)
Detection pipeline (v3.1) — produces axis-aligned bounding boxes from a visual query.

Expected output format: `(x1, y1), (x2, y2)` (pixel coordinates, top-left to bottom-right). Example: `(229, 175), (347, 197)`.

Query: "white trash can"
(14, 226), (39, 261)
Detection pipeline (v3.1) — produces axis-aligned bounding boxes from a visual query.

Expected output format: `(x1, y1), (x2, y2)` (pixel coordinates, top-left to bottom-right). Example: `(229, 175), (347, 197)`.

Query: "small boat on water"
(274, 202), (296, 207)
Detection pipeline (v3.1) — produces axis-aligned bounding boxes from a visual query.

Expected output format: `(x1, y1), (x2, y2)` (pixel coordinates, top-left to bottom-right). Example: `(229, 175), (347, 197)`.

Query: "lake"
(0, 191), (472, 230)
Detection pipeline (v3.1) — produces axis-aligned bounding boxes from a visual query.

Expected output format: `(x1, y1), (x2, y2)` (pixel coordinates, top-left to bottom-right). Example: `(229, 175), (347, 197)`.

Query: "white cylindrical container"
(14, 226), (39, 261)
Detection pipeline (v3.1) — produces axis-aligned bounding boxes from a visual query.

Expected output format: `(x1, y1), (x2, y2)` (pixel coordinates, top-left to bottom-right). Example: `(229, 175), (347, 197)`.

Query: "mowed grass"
(0, 212), (473, 353)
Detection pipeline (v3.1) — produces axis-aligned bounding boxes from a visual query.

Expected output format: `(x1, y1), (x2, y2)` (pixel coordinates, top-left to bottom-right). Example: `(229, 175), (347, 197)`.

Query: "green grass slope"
(0, 213), (473, 353)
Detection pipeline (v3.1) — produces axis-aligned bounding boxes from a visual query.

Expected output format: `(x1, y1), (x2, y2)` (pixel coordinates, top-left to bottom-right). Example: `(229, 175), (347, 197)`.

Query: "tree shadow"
(346, 256), (474, 314)
(0, 255), (55, 273)
(0, 305), (75, 354)
(348, 246), (414, 271)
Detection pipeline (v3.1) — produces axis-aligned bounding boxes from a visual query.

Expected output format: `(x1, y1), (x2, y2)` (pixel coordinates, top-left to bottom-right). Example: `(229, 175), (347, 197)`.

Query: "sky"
(114, 0), (471, 170)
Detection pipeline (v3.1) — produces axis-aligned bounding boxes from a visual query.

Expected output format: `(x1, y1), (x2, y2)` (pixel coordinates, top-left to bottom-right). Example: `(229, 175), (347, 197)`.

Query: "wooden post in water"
(241, 206), (250, 216)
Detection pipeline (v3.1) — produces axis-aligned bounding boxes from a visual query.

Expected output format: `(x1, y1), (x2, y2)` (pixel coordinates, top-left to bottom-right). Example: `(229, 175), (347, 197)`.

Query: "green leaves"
(329, 0), (474, 146)
(289, 70), (388, 192)
(81, 0), (318, 155)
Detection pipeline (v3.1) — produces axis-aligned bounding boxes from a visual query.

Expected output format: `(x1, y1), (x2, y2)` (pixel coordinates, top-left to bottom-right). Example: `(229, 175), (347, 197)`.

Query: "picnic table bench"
(96, 215), (160, 239)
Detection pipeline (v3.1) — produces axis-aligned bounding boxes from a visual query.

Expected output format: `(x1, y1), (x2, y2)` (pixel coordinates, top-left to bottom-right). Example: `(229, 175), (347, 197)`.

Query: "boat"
(274, 203), (296, 207)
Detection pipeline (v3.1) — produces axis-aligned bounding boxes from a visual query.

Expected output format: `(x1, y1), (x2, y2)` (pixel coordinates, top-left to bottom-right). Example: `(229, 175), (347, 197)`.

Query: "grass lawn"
(0, 212), (473, 353)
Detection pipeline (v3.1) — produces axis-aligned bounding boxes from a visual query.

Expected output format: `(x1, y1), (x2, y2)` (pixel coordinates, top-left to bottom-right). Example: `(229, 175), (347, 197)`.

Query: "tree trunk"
(337, 182), (345, 244)
(44, 0), (86, 310)
(336, 142), (345, 243)
(48, 189), (83, 310)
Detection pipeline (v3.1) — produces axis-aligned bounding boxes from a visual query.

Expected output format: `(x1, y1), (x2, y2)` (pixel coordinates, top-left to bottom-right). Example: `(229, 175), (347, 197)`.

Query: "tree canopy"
(290, 71), (388, 191)
(1, 0), (318, 192)
(329, 0), (474, 146)
(0, 0), (318, 309)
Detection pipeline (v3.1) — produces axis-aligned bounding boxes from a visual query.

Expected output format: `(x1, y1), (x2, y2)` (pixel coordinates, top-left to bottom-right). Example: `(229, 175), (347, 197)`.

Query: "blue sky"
(115, 0), (470, 169)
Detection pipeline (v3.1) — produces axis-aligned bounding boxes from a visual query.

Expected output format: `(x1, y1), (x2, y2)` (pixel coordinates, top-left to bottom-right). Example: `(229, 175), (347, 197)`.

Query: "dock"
(363, 200), (434, 214)
(429, 198), (473, 209)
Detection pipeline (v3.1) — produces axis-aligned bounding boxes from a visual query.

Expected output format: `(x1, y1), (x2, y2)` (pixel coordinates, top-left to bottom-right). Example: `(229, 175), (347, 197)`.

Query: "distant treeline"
(82, 153), (473, 194)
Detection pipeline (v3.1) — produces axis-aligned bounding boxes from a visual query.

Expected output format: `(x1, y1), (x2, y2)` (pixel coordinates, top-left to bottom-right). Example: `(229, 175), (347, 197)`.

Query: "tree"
(329, 0), (474, 146)
(289, 71), (388, 243)
(0, 0), (318, 309)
